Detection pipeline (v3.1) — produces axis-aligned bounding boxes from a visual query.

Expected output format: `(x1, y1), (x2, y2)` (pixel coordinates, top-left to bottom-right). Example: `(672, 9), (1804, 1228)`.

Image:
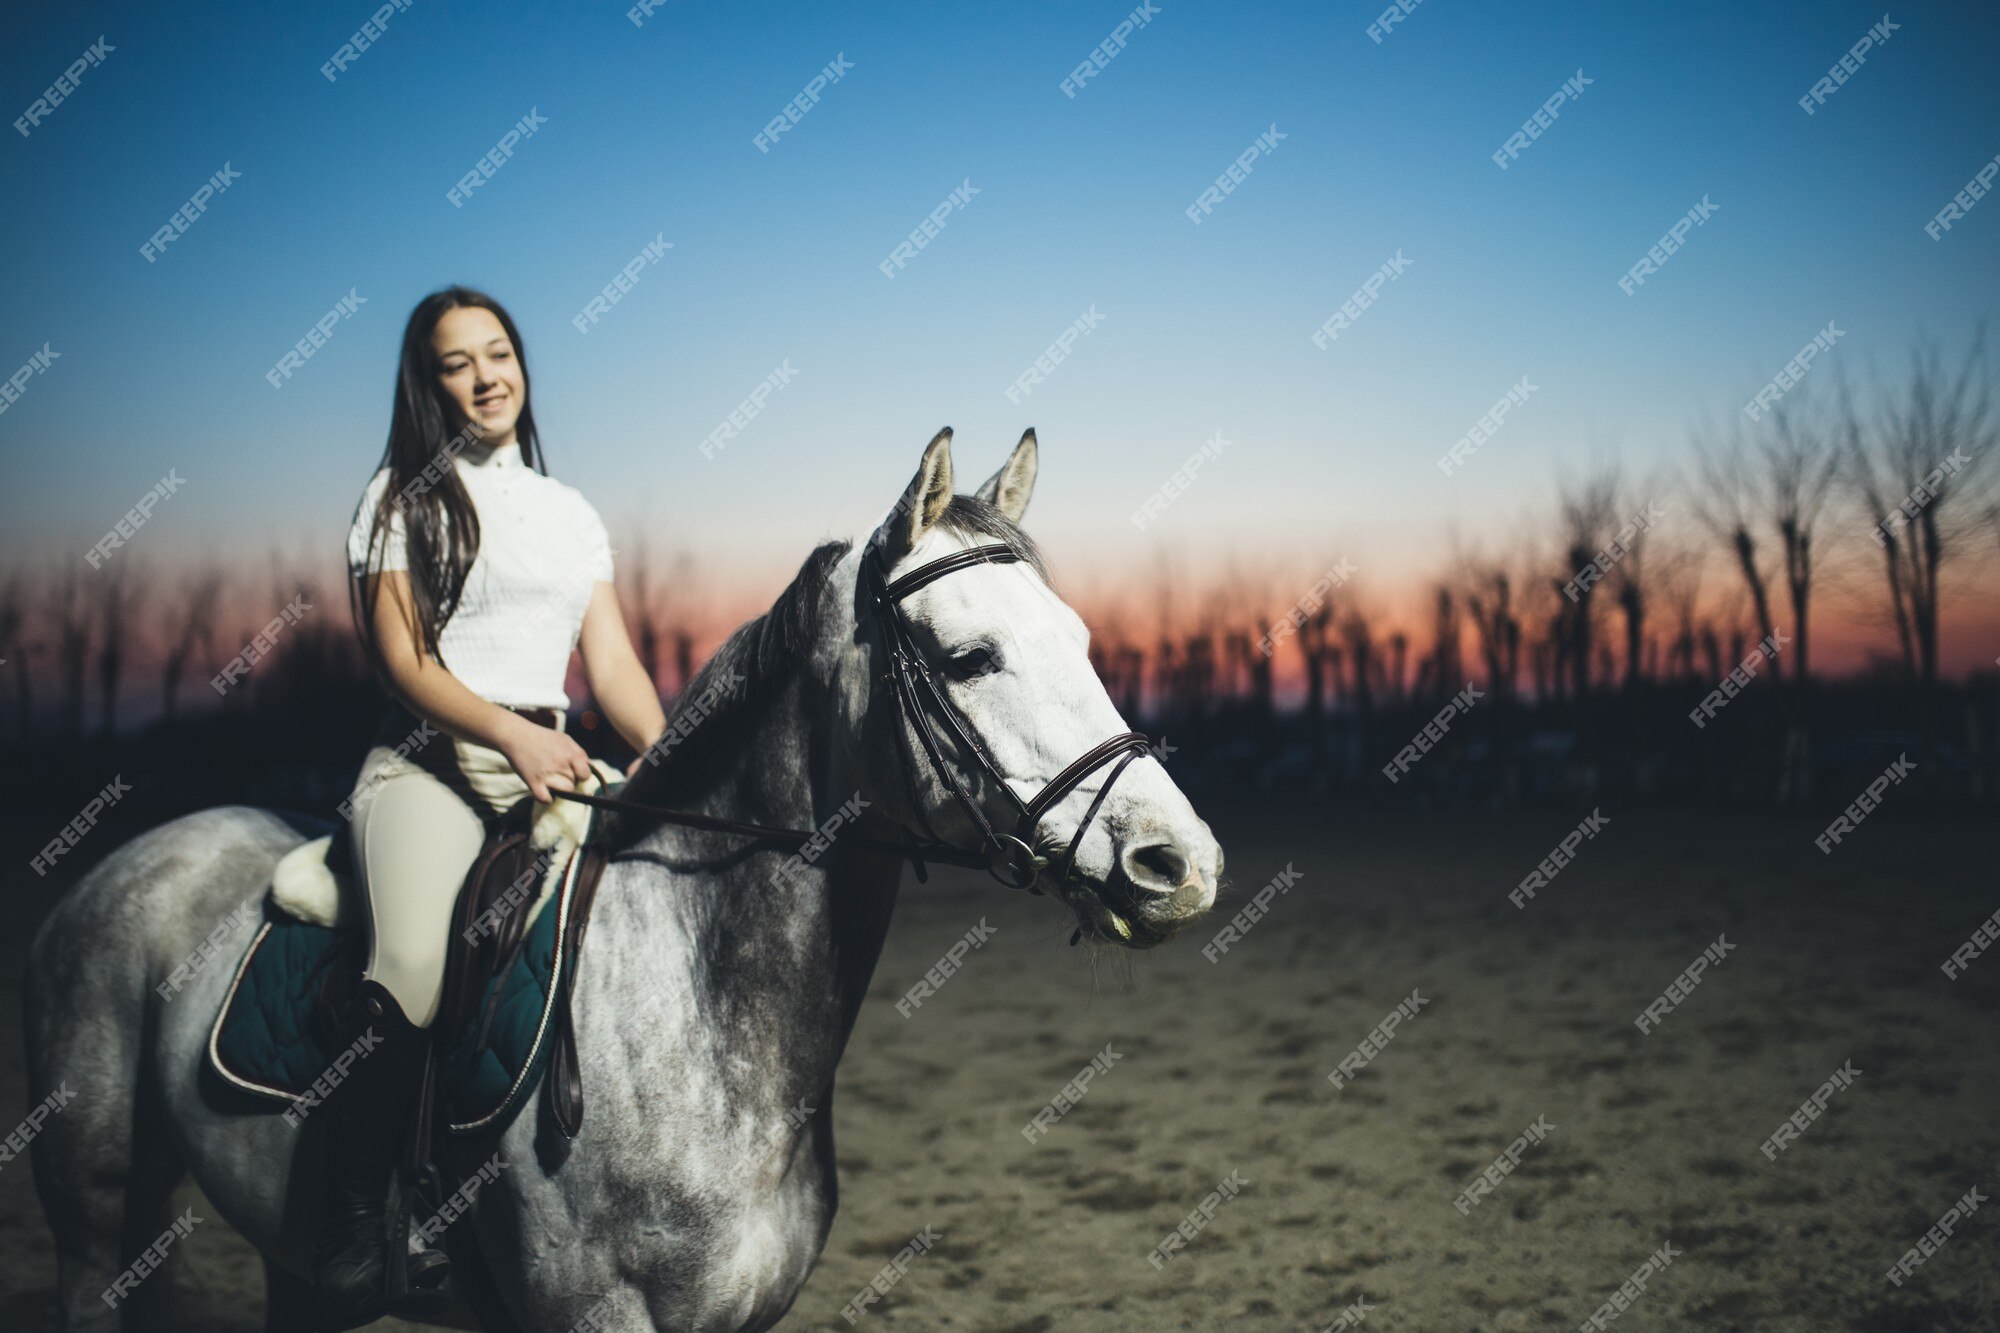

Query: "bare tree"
(96, 561), (149, 736)
(1459, 540), (1525, 704)
(618, 532), (671, 692)
(1555, 470), (1621, 697)
(1689, 428), (1780, 673)
(1761, 400), (1840, 685)
(160, 565), (225, 720)
(0, 571), (28, 743)
(1338, 610), (1378, 715)
(46, 562), (92, 740)
(1841, 330), (1995, 707)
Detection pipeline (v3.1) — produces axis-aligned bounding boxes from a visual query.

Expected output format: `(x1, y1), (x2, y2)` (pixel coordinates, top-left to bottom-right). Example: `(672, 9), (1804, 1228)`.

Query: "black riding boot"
(313, 979), (451, 1329)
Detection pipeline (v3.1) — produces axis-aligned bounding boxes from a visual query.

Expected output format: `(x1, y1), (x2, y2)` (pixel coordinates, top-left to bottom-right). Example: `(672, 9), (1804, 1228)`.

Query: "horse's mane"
(609, 495), (1049, 837)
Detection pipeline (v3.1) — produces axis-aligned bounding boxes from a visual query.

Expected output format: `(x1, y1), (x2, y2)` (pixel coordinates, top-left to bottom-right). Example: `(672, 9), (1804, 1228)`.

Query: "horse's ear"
(873, 427), (955, 562)
(974, 428), (1038, 522)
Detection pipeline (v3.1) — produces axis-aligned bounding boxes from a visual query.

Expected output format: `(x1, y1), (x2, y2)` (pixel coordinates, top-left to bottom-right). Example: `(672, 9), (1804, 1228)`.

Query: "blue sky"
(5, 1), (1997, 622)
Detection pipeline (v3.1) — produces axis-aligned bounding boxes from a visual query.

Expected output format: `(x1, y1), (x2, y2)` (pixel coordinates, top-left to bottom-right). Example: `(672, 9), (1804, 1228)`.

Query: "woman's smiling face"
(431, 304), (524, 444)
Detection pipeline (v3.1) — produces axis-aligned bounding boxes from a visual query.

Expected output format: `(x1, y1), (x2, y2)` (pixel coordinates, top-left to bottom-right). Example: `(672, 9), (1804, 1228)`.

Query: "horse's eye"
(947, 646), (999, 679)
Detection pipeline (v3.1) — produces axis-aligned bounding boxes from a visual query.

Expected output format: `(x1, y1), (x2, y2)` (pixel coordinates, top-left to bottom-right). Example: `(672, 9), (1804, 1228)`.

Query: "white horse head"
(834, 426), (1223, 946)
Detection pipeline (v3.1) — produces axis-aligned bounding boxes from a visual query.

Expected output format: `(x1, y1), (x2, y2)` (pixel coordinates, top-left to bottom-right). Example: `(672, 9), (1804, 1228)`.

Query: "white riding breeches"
(344, 712), (542, 1029)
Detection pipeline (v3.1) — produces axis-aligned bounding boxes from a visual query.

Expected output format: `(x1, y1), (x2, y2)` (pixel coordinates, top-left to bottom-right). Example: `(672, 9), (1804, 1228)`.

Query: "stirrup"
(385, 1158), (455, 1316)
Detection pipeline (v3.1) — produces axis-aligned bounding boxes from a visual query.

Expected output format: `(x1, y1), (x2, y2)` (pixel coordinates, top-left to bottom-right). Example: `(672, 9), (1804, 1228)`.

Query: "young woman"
(327, 287), (665, 1325)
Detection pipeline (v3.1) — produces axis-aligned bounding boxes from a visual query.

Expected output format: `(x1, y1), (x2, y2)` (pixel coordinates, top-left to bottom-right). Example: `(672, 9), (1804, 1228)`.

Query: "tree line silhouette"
(2, 332), (1995, 824)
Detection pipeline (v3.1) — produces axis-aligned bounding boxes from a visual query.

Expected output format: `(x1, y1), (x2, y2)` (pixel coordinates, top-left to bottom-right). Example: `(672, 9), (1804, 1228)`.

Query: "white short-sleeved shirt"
(345, 439), (613, 710)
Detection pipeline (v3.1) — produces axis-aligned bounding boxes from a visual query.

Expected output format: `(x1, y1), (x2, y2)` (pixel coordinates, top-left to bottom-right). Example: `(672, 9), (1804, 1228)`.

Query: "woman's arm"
(361, 569), (594, 802)
(577, 581), (667, 766)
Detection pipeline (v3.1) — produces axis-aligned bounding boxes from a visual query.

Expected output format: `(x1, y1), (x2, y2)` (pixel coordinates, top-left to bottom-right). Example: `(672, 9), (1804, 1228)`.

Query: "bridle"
(860, 540), (1153, 892)
(554, 540), (1154, 898)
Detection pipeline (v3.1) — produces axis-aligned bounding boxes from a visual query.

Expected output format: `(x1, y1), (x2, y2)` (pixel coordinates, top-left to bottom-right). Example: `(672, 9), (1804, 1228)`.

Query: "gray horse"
(26, 428), (1222, 1332)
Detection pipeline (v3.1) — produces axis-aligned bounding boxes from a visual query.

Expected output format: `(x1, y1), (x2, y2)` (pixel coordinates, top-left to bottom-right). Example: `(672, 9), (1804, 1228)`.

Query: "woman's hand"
(496, 715), (595, 804)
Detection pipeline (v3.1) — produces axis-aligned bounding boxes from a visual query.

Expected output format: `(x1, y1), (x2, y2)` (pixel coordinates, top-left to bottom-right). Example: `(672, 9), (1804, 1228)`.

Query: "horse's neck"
(589, 671), (901, 1082)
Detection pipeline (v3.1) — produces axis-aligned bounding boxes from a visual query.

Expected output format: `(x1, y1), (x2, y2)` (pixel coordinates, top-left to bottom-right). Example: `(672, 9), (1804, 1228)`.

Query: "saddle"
(209, 766), (618, 1140)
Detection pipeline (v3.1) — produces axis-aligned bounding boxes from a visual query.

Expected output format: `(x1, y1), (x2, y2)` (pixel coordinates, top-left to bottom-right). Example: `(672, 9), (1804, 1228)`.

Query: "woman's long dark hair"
(350, 286), (547, 673)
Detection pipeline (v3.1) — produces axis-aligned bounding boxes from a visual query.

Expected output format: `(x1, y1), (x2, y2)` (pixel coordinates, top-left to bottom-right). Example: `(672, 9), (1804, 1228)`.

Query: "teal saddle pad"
(208, 861), (573, 1135)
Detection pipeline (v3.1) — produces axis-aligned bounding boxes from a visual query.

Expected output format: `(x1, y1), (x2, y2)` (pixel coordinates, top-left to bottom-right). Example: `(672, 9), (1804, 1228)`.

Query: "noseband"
(554, 541), (1153, 897)
(862, 541), (1153, 892)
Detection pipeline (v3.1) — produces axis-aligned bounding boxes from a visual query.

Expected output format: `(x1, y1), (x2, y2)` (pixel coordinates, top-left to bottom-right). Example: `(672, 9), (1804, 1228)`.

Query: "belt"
(502, 705), (565, 731)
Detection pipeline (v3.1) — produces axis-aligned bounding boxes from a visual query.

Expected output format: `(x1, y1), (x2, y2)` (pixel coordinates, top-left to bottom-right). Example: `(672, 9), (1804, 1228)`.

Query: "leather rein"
(553, 541), (1152, 895)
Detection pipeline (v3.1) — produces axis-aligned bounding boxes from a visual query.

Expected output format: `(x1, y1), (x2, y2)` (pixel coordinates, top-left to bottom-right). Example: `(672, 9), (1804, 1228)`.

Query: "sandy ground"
(3, 803), (1997, 1331)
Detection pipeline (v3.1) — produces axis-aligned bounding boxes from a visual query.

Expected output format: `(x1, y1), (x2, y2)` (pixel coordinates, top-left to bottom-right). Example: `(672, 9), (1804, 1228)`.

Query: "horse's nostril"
(1123, 840), (1191, 894)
